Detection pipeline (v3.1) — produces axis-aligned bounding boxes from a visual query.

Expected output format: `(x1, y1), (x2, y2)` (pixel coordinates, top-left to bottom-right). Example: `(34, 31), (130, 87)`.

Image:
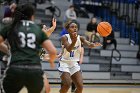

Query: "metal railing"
(109, 49), (121, 72)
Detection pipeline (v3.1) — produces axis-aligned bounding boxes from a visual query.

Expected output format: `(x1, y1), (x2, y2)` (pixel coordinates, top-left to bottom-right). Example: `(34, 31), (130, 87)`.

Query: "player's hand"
(57, 53), (62, 59)
(107, 40), (111, 43)
(52, 18), (56, 29)
(71, 32), (77, 43)
(79, 60), (83, 64)
(43, 54), (55, 68)
(89, 42), (102, 48)
(43, 54), (50, 61)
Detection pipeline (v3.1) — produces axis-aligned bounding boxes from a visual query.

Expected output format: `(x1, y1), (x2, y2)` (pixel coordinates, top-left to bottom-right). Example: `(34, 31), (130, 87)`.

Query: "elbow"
(49, 48), (57, 55)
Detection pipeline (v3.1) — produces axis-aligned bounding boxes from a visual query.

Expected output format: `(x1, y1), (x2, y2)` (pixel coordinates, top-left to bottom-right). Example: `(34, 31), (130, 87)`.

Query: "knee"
(76, 83), (83, 91)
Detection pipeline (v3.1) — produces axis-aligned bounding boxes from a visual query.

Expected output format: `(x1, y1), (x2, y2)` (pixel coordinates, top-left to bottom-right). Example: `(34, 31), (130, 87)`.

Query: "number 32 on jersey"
(18, 32), (36, 49)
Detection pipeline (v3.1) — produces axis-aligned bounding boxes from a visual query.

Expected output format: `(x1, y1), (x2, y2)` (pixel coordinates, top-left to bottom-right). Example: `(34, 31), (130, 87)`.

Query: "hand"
(89, 42), (102, 48)
(71, 32), (77, 43)
(52, 18), (56, 29)
(107, 40), (111, 43)
(57, 53), (62, 59)
(79, 60), (83, 64)
(42, 54), (55, 68)
(92, 31), (96, 34)
(43, 54), (50, 61)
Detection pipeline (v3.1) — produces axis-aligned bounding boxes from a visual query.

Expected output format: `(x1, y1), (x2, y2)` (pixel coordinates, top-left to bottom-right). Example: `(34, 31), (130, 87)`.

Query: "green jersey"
(0, 20), (48, 65)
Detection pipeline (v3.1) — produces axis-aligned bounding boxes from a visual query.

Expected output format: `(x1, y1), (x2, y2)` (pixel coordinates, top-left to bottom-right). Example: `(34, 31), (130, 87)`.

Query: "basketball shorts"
(58, 61), (80, 76)
(2, 66), (45, 93)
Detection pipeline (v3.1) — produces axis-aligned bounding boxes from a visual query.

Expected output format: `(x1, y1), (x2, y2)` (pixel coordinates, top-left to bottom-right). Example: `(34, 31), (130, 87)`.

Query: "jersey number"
(70, 51), (74, 57)
(18, 32), (36, 49)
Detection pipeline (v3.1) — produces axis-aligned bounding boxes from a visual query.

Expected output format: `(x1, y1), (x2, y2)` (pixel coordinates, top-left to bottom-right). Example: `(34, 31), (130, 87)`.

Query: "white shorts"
(58, 61), (80, 76)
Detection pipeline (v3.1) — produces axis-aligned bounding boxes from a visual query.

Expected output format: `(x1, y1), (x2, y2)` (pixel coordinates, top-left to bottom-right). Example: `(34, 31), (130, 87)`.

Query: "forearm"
(79, 47), (84, 64)
(45, 26), (55, 37)
(48, 54), (57, 63)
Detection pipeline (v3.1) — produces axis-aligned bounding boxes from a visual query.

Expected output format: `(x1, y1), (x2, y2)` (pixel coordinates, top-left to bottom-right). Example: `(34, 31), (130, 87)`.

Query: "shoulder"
(0, 24), (10, 33)
(80, 36), (85, 40)
(30, 23), (42, 33)
(80, 36), (86, 42)
(61, 35), (67, 40)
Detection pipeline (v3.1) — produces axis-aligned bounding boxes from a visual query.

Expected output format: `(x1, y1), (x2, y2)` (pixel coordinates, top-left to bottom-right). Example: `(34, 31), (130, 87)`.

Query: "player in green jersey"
(0, 4), (57, 93)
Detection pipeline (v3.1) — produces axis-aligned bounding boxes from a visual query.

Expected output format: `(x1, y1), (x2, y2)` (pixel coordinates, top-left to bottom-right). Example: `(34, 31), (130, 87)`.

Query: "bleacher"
(33, 0), (140, 84)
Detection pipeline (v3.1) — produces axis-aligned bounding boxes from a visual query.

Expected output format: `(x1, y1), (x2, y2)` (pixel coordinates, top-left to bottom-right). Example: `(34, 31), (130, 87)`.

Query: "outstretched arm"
(42, 18), (56, 37)
(80, 36), (102, 48)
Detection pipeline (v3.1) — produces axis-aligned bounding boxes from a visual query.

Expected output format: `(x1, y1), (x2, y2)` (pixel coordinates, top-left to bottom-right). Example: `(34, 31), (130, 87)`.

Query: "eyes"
(69, 23), (78, 29)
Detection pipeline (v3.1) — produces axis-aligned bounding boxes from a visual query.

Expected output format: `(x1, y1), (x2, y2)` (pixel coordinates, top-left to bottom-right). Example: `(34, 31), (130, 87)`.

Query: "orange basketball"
(97, 22), (112, 37)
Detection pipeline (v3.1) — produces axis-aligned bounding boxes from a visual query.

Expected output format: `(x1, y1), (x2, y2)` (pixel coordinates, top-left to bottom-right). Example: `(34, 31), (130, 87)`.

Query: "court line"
(50, 85), (140, 88)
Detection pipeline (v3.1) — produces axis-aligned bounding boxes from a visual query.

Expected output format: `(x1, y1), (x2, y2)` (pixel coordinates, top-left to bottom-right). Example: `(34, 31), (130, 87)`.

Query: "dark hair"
(89, 17), (96, 23)
(69, 5), (74, 8)
(65, 20), (79, 30)
(7, 4), (35, 47)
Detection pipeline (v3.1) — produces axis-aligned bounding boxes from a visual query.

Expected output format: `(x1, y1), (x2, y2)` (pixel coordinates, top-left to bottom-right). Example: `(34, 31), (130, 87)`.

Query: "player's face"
(68, 23), (78, 34)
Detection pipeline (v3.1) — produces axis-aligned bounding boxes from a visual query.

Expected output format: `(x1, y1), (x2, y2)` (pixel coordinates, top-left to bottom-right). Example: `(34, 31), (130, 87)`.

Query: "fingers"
(52, 18), (56, 24)
(94, 42), (102, 47)
(52, 18), (56, 28)
(52, 18), (56, 22)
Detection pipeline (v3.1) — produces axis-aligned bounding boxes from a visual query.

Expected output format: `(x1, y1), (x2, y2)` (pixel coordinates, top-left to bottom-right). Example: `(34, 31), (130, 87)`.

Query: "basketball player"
(59, 20), (84, 93)
(0, 4), (57, 93)
(58, 21), (102, 93)
(41, 18), (56, 93)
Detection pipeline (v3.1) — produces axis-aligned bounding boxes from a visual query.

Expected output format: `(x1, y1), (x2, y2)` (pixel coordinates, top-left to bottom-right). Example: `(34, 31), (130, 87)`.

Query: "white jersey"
(60, 34), (81, 62)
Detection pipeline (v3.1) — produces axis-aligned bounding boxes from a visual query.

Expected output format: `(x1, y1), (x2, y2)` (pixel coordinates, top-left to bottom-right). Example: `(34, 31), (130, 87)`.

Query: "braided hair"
(7, 4), (35, 47)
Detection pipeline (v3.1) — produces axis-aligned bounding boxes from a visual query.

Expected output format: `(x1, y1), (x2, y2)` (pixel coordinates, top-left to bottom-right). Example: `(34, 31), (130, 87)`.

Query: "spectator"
(2, 3), (16, 24)
(16, 0), (37, 8)
(103, 31), (117, 50)
(64, 5), (77, 23)
(85, 17), (98, 42)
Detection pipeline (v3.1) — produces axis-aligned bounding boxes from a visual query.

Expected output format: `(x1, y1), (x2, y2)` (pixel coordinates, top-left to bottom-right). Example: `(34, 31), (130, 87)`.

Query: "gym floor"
(19, 84), (140, 93)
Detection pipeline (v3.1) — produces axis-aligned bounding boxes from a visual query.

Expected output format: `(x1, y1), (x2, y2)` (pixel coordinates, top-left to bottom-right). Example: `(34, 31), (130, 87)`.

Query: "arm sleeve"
(40, 31), (49, 44)
(0, 26), (9, 40)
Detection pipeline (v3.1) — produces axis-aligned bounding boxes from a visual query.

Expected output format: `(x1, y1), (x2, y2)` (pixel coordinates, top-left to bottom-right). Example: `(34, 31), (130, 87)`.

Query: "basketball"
(97, 22), (112, 37)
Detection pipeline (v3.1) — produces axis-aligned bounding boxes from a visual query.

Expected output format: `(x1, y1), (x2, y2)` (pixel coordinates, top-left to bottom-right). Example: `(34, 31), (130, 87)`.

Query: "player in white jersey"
(58, 21), (102, 93)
